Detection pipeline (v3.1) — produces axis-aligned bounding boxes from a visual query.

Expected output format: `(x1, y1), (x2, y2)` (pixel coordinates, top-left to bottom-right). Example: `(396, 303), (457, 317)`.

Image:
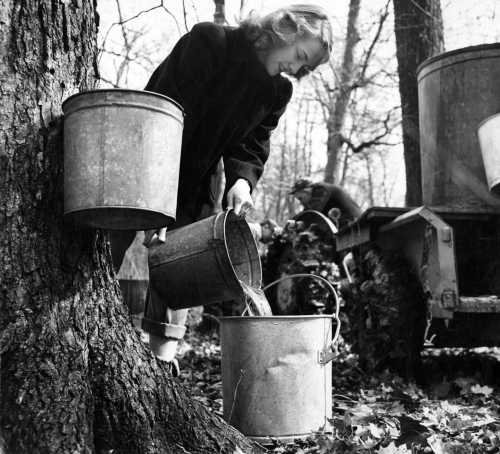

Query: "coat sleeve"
(145, 22), (226, 115)
(223, 78), (293, 192)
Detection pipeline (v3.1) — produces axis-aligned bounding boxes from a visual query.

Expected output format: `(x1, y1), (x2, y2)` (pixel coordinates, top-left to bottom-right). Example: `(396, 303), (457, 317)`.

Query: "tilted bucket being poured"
(63, 89), (184, 230)
(148, 210), (262, 310)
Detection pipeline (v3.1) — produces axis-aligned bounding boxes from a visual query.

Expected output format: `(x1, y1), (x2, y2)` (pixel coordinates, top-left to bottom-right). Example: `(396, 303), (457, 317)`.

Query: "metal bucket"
(478, 113), (500, 196)
(148, 210), (261, 309)
(417, 43), (500, 210)
(63, 89), (184, 230)
(220, 315), (336, 443)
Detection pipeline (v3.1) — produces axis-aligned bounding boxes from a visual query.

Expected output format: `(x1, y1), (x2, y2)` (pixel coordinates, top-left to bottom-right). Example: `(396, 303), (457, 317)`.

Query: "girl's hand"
(226, 178), (254, 216)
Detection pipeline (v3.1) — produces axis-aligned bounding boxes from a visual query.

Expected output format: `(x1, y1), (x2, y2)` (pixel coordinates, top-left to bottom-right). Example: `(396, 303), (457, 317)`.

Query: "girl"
(112, 4), (334, 369)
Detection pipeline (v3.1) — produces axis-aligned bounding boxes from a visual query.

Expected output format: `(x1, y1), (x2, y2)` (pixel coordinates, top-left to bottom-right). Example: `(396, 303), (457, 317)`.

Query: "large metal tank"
(417, 43), (500, 210)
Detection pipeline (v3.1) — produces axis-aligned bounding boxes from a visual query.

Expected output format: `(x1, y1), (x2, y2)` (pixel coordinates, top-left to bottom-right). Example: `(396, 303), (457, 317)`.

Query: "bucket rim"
(220, 314), (336, 321)
(478, 112), (500, 130)
(62, 88), (184, 114)
(218, 209), (263, 293)
(417, 42), (500, 79)
(63, 205), (176, 214)
(63, 206), (175, 230)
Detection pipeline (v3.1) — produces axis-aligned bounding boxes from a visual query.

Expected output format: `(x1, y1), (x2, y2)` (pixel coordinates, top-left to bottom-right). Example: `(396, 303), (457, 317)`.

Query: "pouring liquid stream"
(239, 281), (273, 316)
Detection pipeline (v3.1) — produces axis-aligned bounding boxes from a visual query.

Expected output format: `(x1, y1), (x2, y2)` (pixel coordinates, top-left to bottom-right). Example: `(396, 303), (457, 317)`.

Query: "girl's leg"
(142, 285), (189, 369)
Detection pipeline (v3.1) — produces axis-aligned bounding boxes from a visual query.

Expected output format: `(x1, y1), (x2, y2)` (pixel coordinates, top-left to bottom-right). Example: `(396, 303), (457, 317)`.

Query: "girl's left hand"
(226, 178), (254, 216)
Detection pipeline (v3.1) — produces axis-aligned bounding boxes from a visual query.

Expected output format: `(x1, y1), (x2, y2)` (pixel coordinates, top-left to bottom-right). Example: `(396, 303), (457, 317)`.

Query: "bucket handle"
(262, 273), (341, 364)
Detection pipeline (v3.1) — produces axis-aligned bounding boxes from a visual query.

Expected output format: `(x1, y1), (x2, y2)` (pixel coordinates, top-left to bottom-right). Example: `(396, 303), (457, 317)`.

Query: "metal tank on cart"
(335, 44), (500, 375)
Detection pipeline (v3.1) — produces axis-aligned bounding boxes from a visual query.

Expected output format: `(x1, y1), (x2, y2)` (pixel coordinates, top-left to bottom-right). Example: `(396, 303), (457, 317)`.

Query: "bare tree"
(0, 1), (261, 452)
(393, 0), (444, 206)
(323, 0), (362, 183)
(312, 0), (395, 189)
(98, 1), (189, 89)
(253, 84), (321, 223)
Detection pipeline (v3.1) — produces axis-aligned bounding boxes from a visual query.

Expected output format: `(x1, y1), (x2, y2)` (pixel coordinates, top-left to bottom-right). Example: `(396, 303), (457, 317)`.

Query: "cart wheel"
(340, 248), (426, 378)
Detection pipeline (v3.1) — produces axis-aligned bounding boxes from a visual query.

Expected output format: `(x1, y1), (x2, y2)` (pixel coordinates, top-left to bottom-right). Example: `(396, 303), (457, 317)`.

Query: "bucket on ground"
(478, 113), (500, 196)
(63, 89), (184, 230)
(220, 315), (336, 443)
(148, 210), (261, 310)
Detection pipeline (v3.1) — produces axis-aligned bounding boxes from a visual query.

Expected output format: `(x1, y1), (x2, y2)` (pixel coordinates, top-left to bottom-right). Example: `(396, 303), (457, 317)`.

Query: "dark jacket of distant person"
(308, 182), (362, 226)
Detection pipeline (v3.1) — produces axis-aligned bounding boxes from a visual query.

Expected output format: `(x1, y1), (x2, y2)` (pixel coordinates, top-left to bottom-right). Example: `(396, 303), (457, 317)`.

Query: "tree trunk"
(0, 1), (259, 453)
(323, 0), (361, 183)
(393, 0), (444, 206)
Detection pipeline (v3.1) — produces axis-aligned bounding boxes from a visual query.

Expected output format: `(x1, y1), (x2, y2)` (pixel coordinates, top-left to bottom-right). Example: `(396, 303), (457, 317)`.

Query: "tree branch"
(341, 107), (398, 153)
(99, 1), (182, 64)
(357, 0), (390, 86)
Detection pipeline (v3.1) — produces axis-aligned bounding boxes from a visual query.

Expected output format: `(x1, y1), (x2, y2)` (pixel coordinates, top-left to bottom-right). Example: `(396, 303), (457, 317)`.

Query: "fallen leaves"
(177, 329), (500, 454)
(471, 385), (494, 397)
(378, 442), (412, 454)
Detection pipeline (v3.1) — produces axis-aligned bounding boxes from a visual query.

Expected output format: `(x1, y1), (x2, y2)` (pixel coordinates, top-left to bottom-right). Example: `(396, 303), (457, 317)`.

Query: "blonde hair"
(241, 4), (333, 72)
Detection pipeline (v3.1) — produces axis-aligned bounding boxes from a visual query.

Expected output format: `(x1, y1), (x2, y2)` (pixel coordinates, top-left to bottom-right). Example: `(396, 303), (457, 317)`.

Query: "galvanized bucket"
(63, 89), (184, 230)
(148, 210), (261, 309)
(220, 315), (338, 443)
(478, 113), (500, 196)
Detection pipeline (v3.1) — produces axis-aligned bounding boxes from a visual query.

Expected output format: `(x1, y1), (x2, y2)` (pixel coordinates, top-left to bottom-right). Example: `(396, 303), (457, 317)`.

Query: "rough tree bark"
(323, 0), (361, 183)
(0, 1), (260, 453)
(393, 0), (444, 206)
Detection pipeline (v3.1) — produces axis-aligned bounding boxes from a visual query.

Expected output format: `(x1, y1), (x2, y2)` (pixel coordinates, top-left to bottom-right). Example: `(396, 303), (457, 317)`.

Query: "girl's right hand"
(226, 178), (254, 216)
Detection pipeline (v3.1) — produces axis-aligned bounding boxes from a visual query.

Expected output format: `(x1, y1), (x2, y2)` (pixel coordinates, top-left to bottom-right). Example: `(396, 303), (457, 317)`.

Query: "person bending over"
(111, 5), (334, 368)
(290, 178), (361, 228)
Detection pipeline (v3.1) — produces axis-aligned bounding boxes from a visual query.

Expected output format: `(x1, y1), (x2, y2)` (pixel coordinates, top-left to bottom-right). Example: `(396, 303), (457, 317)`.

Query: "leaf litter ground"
(176, 328), (500, 454)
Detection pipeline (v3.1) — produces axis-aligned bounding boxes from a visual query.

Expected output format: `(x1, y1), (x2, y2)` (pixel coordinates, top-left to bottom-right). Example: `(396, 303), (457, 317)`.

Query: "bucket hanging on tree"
(63, 89), (184, 230)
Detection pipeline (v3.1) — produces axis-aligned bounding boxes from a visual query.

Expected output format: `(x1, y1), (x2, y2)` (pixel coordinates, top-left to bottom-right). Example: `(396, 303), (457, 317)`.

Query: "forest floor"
(176, 327), (500, 454)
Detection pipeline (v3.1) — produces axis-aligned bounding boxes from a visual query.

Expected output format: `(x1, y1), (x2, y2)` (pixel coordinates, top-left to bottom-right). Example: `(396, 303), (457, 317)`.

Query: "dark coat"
(145, 22), (293, 227)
